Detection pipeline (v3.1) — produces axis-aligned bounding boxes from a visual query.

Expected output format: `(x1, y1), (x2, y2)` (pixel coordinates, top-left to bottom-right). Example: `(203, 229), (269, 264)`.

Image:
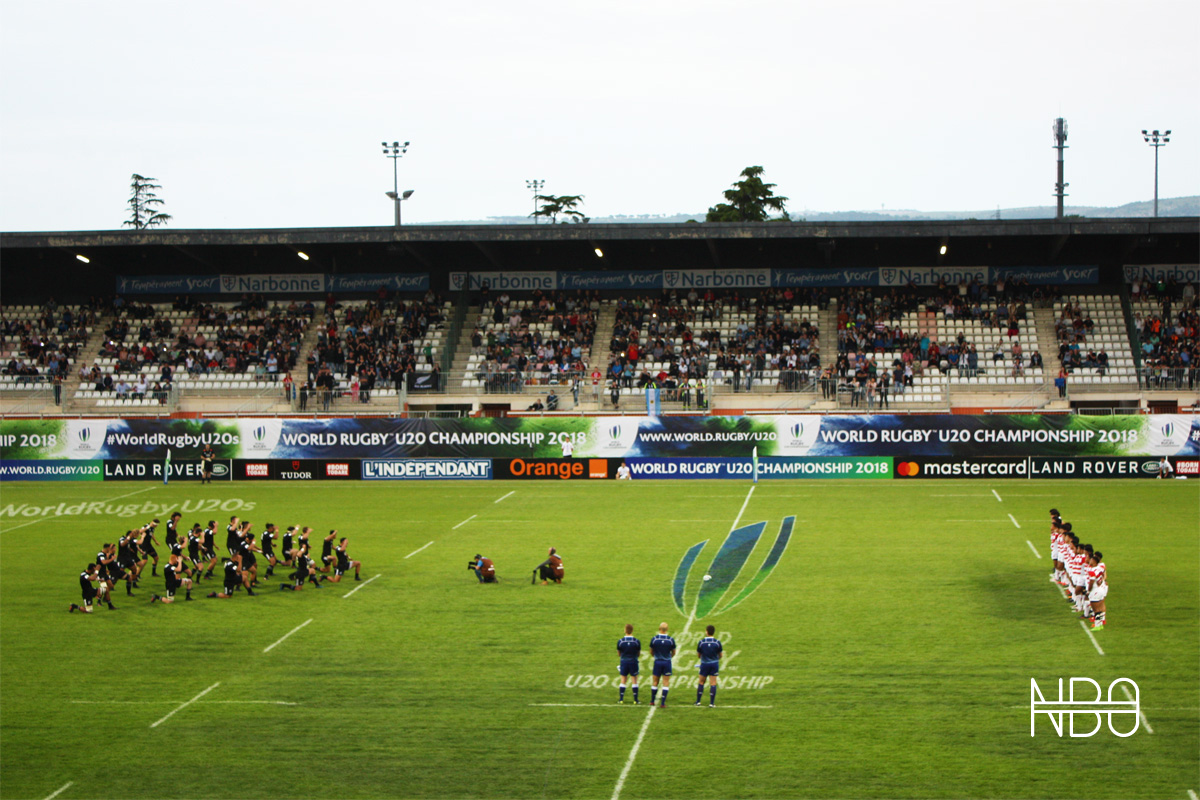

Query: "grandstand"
(1, 218), (1196, 416)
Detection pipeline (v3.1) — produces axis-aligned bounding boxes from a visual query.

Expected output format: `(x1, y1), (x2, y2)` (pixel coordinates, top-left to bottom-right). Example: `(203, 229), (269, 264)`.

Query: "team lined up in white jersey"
(1048, 507), (1108, 630)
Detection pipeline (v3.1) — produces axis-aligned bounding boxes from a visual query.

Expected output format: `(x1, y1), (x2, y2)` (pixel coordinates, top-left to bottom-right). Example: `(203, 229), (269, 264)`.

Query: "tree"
(123, 174), (172, 229)
(705, 166), (788, 222)
(532, 194), (589, 224)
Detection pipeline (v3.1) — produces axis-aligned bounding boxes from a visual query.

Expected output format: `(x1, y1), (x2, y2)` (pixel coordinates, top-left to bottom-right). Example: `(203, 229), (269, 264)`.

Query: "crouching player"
(1087, 551), (1107, 630)
(69, 564), (106, 614)
(326, 537), (362, 583)
(694, 624), (723, 707)
(151, 559), (193, 604)
(616, 624), (640, 704)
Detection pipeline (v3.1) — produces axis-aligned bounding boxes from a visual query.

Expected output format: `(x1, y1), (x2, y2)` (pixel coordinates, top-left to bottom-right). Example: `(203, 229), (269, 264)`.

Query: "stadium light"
(75, 254), (90, 264)
(594, 247), (604, 258)
(382, 140), (411, 227)
(1141, 129), (1171, 217)
(939, 244), (948, 255)
(297, 251), (310, 261)
(526, 179), (545, 224)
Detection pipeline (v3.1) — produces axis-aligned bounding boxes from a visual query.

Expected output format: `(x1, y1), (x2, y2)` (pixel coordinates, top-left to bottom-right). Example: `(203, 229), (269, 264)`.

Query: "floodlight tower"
(1052, 118), (1068, 219)
(526, 179), (545, 224)
(1141, 129), (1171, 217)
(382, 140), (410, 227)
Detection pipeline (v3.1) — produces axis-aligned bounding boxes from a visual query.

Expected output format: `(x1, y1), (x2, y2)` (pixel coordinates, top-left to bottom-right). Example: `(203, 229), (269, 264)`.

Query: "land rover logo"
(211, 462), (229, 477)
(1141, 460), (1161, 474)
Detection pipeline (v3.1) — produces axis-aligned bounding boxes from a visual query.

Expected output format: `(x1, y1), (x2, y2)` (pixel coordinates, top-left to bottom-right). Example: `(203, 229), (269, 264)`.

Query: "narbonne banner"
(3, 415), (1197, 463)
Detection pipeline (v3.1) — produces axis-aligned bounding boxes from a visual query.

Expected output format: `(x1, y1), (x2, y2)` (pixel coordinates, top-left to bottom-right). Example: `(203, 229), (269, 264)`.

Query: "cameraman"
(533, 547), (563, 585)
(469, 554), (497, 583)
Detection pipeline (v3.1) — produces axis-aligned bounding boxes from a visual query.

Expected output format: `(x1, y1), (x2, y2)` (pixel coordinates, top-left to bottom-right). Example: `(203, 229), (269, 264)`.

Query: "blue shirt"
(650, 634), (676, 661)
(617, 636), (641, 662)
(696, 636), (723, 664)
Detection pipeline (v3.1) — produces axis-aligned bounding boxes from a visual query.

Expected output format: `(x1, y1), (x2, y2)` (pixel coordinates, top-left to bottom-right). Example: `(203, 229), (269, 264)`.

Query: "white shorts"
(1088, 584), (1108, 603)
(1072, 576), (1087, 590)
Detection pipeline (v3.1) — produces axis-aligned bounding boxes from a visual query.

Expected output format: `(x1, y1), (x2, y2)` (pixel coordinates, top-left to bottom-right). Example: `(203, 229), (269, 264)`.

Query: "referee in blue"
(694, 624), (723, 707)
(616, 624), (641, 704)
(649, 622), (676, 708)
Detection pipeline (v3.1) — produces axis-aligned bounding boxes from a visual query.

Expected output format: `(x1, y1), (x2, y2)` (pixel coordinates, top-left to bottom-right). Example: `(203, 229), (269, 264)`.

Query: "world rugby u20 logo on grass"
(673, 517), (795, 619)
(1030, 677), (1142, 737)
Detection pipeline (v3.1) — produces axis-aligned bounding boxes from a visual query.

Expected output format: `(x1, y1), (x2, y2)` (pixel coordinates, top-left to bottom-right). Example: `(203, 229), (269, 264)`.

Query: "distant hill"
(431, 196), (1199, 225)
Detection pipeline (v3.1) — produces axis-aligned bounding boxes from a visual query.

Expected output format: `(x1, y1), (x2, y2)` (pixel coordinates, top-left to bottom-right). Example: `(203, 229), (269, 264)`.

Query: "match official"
(616, 624), (641, 704)
(694, 624), (722, 707)
(649, 622), (676, 708)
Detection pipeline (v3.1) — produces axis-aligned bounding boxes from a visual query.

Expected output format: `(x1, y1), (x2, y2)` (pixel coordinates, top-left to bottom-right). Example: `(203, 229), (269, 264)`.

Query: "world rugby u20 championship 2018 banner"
(2, 416), (1197, 465)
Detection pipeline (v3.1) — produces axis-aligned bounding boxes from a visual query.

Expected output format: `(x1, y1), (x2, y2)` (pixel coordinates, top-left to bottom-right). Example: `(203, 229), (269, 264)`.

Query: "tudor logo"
(896, 461), (920, 476)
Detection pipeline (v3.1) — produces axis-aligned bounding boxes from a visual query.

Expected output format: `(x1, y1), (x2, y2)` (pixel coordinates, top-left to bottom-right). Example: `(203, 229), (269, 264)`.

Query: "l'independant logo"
(673, 517), (794, 619)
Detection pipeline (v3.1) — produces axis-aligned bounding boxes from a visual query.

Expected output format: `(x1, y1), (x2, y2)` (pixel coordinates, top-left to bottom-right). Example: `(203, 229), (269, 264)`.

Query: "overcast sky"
(1, 0), (1196, 231)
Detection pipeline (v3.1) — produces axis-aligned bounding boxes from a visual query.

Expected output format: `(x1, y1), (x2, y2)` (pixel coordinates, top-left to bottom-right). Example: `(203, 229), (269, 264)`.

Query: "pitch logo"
(673, 517), (794, 619)
(1030, 678), (1142, 737)
(896, 461), (920, 476)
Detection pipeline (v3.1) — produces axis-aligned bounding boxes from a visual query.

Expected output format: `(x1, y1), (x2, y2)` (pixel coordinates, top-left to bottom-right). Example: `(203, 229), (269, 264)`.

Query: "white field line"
(44, 782), (72, 800)
(1008, 514), (1021, 529)
(992, 489), (1003, 502)
(0, 485), (159, 535)
(405, 541), (434, 559)
(263, 618), (313, 653)
(1121, 684), (1153, 734)
(452, 514), (476, 530)
(1079, 620), (1105, 656)
(531, 703), (771, 709)
(342, 573), (381, 598)
(150, 682), (219, 728)
(72, 699), (298, 705)
(1187, 789), (1197, 800)
(614, 483), (756, 800)
(611, 705), (656, 800)
(495, 490), (515, 503)
(1026, 540), (1043, 559)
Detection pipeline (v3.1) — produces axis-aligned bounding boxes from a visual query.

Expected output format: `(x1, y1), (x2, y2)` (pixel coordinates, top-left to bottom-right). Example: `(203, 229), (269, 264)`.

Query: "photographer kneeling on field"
(469, 554), (497, 583)
(533, 547), (564, 585)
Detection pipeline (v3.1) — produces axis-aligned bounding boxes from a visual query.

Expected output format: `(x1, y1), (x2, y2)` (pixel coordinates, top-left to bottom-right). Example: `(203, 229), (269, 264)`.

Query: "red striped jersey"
(1087, 561), (1106, 586)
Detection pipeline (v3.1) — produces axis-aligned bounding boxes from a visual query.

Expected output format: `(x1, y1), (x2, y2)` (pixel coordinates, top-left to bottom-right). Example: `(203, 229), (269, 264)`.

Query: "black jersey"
(322, 537), (335, 559)
(261, 531), (276, 554)
(164, 564), (180, 589)
(170, 541), (184, 559)
(336, 544), (350, 571)
(165, 520), (179, 546)
(203, 527), (216, 552)
(117, 537), (136, 566)
(225, 525), (240, 554)
(187, 534), (201, 559)
(297, 534), (310, 554)
(201, 447), (215, 466)
(282, 531), (294, 555)
(79, 570), (97, 599)
(223, 560), (240, 589)
(95, 551), (110, 577)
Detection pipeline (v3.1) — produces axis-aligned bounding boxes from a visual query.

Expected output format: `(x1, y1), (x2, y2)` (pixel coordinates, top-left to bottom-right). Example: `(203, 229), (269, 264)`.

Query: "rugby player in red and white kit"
(1049, 509), (1067, 586)
(1068, 535), (1090, 616)
(1086, 551), (1107, 630)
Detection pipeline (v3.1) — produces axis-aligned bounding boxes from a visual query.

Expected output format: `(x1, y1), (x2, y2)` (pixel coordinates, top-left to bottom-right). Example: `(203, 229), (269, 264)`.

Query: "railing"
(0, 385), (56, 415)
(1136, 366), (1198, 390)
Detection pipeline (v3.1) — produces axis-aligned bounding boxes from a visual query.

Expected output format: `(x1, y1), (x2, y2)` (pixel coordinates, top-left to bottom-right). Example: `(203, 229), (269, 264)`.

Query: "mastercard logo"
(896, 461), (921, 477)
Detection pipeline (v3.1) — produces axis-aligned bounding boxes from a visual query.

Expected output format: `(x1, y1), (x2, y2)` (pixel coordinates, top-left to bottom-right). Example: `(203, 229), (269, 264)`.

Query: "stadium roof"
(1, 217), (1196, 299)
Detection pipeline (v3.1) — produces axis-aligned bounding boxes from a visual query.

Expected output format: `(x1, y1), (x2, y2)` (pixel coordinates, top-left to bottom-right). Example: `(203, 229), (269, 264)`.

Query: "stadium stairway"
(1032, 307), (1060, 388)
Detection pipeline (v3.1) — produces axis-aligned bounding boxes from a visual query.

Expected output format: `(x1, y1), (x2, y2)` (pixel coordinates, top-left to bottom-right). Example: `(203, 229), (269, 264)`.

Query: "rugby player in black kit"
(69, 564), (106, 614)
(200, 444), (216, 484)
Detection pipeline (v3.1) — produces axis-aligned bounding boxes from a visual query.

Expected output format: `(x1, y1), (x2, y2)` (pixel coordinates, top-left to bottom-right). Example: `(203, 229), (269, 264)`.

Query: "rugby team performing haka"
(1048, 507), (1108, 630)
(69, 512), (363, 613)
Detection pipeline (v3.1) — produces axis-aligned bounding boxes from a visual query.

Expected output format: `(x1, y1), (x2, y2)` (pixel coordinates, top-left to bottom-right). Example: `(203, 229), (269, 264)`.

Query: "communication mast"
(1052, 118), (1068, 219)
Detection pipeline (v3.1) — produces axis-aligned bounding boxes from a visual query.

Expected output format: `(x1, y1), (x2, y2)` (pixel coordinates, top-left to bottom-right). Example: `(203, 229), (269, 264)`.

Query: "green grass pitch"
(1, 479), (1197, 799)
